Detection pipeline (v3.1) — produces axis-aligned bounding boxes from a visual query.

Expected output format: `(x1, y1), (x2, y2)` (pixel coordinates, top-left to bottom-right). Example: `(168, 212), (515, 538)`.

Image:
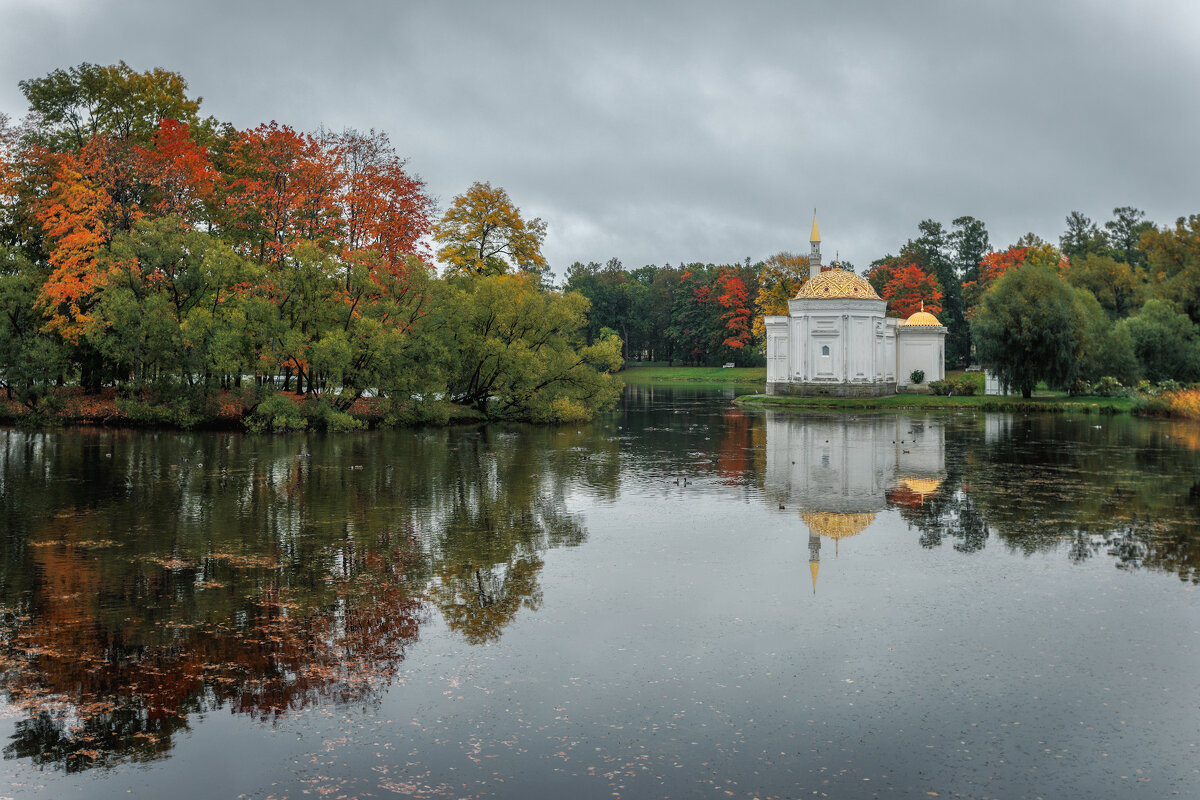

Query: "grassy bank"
(619, 365), (767, 384)
(735, 392), (1137, 414)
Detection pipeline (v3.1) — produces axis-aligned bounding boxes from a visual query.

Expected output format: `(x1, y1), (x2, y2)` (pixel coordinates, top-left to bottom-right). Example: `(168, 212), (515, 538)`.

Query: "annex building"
(765, 215), (946, 396)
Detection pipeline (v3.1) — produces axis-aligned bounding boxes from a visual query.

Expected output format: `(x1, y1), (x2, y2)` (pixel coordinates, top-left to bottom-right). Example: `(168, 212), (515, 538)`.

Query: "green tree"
(0, 247), (67, 409)
(1104, 206), (1153, 269)
(434, 273), (621, 420)
(434, 181), (548, 279)
(18, 61), (209, 151)
(971, 264), (1083, 398)
(949, 215), (990, 285)
(1123, 299), (1200, 383)
(1060, 211), (1108, 262)
(1063, 252), (1140, 319)
(1072, 287), (1139, 386)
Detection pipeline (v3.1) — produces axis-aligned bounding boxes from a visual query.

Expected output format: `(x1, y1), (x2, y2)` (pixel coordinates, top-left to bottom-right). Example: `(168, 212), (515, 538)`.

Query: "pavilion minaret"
(808, 210), (822, 280)
(808, 530), (820, 594)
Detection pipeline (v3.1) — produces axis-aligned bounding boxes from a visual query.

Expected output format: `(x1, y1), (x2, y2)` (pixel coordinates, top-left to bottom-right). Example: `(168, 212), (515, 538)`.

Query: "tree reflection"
(0, 512), (424, 771)
(0, 424), (605, 770)
(422, 426), (588, 644)
(896, 415), (1200, 582)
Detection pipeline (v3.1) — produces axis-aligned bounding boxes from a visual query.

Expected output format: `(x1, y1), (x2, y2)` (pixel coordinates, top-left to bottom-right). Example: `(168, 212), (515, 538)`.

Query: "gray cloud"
(2, 0), (1197, 276)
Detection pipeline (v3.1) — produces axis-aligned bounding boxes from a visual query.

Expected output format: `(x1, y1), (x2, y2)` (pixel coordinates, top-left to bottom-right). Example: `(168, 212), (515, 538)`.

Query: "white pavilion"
(765, 215), (946, 396)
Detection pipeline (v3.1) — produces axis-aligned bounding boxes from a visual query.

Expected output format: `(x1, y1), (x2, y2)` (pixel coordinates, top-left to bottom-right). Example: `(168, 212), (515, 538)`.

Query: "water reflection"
(764, 412), (948, 590)
(2, 400), (1200, 781)
(0, 426), (598, 770)
(760, 410), (1200, 584)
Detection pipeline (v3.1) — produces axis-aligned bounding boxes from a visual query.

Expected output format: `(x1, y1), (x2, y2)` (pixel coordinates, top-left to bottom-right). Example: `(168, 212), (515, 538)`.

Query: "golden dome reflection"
(900, 477), (942, 496)
(801, 511), (876, 540)
(794, 268), (881, 301)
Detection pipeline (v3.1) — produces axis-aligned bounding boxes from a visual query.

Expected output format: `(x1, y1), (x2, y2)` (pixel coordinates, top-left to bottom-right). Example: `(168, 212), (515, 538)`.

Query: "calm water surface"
(0, 385), (1196, 799)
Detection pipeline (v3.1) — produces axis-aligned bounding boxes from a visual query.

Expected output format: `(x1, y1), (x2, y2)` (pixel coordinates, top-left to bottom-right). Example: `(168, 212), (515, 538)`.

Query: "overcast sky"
(2, 0), (1197, 277)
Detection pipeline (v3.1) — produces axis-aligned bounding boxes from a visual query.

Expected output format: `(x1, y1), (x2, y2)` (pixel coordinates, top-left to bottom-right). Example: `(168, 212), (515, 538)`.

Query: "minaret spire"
(808, 209), (822, 280)
(808, 531), (820, 595)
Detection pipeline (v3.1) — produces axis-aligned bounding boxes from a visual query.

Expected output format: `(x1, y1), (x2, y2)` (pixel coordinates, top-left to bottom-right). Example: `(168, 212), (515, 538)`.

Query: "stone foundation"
(766, 380), (897, 398)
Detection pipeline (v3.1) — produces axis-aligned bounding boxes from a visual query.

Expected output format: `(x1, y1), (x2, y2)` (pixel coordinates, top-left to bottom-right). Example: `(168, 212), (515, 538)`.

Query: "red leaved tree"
(881, 264), (943, 319)
(135, 119), (218, 221)
(223, 122), (340, 267)
(327, 129), (432, 279)
(715, 268), (752, 350)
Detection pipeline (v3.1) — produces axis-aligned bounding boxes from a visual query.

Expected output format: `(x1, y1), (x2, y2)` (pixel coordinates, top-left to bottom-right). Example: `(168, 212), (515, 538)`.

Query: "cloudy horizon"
(2, 0), (1196, 278)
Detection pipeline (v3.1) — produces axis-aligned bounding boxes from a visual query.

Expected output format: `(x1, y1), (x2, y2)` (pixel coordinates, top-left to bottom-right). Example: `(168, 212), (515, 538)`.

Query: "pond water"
(0, 385), (1196, 799)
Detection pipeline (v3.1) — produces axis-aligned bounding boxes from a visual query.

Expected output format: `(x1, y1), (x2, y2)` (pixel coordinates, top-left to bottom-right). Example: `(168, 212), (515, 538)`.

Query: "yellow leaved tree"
(752, 251), (809, 344)
(434, 181), (548, 278)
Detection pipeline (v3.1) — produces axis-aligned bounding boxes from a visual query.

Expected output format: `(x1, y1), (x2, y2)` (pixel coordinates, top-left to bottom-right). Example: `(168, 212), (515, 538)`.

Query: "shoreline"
(734, 392), (1138, 415)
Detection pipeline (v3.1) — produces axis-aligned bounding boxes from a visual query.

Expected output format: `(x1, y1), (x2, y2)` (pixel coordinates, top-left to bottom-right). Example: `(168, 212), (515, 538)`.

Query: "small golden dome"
(794, 269), (880, 300)
(801, 511), (876, 539)
(902, 310), (942, 326)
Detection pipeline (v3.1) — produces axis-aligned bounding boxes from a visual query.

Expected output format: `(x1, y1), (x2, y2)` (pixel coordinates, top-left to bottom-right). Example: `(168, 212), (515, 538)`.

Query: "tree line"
(0, 62), (621, 427)
(566, 209), (1200, 396)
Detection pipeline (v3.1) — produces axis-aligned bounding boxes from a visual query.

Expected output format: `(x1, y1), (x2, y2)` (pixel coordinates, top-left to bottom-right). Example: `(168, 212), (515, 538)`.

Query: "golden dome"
(902, 310), (942, 326)
(795, 269), (880, 300)
(801, 511), (876, 539)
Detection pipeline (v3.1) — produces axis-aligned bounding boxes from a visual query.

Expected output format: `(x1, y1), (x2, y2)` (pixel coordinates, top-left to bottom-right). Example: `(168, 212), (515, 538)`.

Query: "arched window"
(821, 345), (830, 356)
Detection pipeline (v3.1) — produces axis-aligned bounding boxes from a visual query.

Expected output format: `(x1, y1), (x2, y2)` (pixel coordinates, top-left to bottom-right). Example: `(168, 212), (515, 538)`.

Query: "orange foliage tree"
(716, 268), (753, 350)
(881, 264), (943, 319)
(328, 129), (432, 278)
(963, 244), (1068, 315)
(223, 122), (340, 267)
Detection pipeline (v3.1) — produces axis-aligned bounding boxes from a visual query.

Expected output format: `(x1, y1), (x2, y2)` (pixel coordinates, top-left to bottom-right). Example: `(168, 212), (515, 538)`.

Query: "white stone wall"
(765, 316), (789, 384)
(896, 327), (946, 387)
(784, 298), (889, 384)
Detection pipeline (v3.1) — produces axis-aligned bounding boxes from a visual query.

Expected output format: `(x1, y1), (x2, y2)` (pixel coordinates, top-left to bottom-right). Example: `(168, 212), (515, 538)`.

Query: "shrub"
(952, 376), (979, 396)
(1093, 376), (1126, 397)
(910, 369), (925, 385)
(303, 397), (365, 432)
(245, 393), (307, 433)
(928, 379), (952, 395)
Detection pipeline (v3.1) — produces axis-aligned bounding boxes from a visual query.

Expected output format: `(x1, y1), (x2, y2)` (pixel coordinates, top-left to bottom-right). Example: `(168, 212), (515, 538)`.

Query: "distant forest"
(565, 208), (1200, 389)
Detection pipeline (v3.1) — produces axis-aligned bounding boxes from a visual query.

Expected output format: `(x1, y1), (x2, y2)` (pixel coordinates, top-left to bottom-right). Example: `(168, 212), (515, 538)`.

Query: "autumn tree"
(881, 264), (943, 319)
(1142, 214), (1200, 324)
(434, 181), (547, 279)
(715, 267), (753, 355)
(752, 251), (807, 344)
(865, 255), (901, 297)
(223, 122), (339, 268)
(326, 128), (432, 277)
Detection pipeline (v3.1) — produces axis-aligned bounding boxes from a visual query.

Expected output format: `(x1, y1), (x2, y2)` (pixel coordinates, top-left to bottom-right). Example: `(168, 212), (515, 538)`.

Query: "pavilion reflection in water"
(763, 411), (946, 592)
